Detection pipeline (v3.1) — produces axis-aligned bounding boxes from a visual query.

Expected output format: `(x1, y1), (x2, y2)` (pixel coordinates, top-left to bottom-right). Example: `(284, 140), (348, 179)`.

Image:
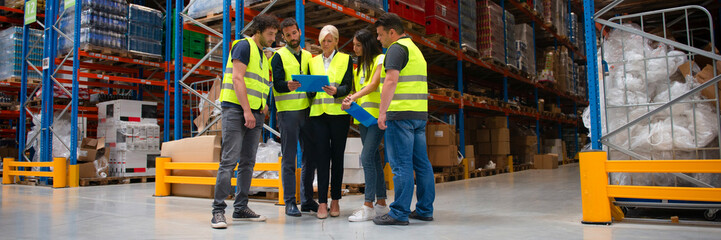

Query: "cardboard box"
(484, 116), (507, 128)
(490, 128), (510, 142)
(427, 124), (456, 146)
(491, 155), (508, 170)
(477, 129), (491, 143)
(492, 141), (510, 155)
(345, 137), (363, 153)
(97, 100), (158, 124)
(465, 118), (479, 129)
(78, 137), (109, 163)
(193, 78), (222, 131)
(344, 153), (362, 169)
(343, 168), (365, 184)
(513, 136), (537, 146)
(477, 143), (492, 155)
(161, 135), (222, 198)
(428, 145), (458, 167)
(466, 157), (476, 171)
(79, 159), (109, 178)
(534, 154), (559, 169)
(465, 145), (475, 158)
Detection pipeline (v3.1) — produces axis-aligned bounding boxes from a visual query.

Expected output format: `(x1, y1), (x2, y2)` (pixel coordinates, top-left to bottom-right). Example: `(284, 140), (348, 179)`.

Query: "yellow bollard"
(278, 157), (285, 206)
(3, 158), (13, 184)
(295, 168), (301, 204)
(53, 157), (67, 188)
(68, 164), (80, 188)
(508, 155), (514, 173)
(579, 151), (612, 225)
(384, 163), (394, 190)
(154, 157), (171, 196)
(461, 158), (469, 179)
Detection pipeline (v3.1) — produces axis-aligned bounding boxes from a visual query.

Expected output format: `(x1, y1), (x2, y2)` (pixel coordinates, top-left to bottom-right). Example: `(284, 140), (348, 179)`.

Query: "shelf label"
(24, 0), (37, 25)
(42, 57), (49, 70)
(65, 0), (75, 10)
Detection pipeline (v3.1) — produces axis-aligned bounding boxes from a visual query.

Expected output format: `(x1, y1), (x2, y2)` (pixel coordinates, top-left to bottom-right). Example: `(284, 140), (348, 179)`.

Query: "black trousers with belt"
(307, 114), (351, 203)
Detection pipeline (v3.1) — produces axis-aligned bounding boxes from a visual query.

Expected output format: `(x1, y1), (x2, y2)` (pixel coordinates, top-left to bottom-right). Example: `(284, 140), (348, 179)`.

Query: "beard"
(288, 39), (300, 49)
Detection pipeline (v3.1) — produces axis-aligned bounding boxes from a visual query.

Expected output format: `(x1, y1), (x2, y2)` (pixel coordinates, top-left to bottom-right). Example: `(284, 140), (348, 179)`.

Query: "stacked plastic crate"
(425, 0), (458, 41)
(388, 0), (426, 27)
(478, 0), (505, 63)
(0, 27), (44, 82)
(127, 4), (163, 57)
(58, 0), (129, 53)
(460, 0), (477, 54)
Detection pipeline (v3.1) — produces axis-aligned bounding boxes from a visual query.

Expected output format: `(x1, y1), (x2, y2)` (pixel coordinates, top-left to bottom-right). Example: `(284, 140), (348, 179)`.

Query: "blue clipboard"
(292, 75), (330, 92)
(345, 102), (377, 127)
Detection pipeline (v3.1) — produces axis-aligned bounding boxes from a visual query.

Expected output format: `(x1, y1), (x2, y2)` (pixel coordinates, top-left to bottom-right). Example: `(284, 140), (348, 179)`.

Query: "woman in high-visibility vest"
(307, 25), (354, 219)
(341, 29), (389, 222)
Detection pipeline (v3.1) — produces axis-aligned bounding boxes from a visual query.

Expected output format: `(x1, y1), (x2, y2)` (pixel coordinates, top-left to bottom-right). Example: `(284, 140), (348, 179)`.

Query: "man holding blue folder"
(270, 18), (315, 217)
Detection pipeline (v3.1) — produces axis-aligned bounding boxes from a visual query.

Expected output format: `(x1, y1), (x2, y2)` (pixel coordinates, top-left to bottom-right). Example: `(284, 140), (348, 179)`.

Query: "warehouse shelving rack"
(174, 0), (590, 163)
(10, 0), (592, 179)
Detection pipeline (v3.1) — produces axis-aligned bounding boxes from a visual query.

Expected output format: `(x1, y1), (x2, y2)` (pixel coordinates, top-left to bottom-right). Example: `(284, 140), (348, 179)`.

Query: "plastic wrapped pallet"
(188, 0), (267, 19)
(505, 10), (517, 67)
(127, 4), (164, 57)
(460, 0), (477, 53)
(58, 0), (129, 53)
(207, 36), (223, 63)
(477, 0), (505, 63)
(514, 24), (536, 77)
(0, 27), (44, 81)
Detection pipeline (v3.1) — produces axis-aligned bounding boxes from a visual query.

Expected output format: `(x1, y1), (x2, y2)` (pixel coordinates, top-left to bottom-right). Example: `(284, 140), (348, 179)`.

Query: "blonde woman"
(306, 25), (354, 219)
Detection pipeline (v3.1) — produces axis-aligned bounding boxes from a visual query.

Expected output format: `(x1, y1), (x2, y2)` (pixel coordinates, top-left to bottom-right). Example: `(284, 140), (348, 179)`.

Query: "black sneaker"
(211, 212), (228, 229)
(301, 201), (319, 212)
(409, 210), (434, 221)
(233, 207), (267, 222)
(373, 213), (409, 226)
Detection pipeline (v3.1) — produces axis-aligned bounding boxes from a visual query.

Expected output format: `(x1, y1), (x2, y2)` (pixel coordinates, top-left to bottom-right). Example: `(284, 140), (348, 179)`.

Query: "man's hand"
(341, 95), (353, 110)
(244, 111), (256, 128)
(322, 85), (337, 96)
(288, 81), (301, 91)
(262, 106), (269, 116)
(378, 113), (387, 130)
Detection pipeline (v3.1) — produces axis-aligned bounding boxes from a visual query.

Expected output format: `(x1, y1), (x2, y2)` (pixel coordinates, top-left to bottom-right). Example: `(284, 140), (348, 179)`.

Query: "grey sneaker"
(211, 212), (228, 229)
(373, 213), (409, 226)
(233, 207), (267, 222)
(409, 210), (434, 221)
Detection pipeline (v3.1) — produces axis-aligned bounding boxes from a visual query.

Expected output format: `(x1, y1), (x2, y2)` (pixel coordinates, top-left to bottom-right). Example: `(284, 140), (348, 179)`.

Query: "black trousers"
(308, 114), (351, 203)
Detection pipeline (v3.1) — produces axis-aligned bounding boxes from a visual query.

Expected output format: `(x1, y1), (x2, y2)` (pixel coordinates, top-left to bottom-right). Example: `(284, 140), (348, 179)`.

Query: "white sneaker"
(374, 203), (390, 216)
(348, 205), (376, 222)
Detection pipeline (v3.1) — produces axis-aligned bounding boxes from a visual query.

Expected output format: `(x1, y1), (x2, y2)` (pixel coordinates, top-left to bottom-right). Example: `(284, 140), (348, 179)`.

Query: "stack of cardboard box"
(533, 153), (559, 169)
(511, 135), (537, 165)
(543, 139), (566, 165)
(77, 137), (110, 178)
(477, 116), (510, 170)
(426, 124), (459, 167)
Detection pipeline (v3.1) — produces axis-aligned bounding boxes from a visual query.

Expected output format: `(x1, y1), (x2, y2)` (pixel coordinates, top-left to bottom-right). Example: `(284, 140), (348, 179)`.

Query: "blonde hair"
(319, 25), (339, 43)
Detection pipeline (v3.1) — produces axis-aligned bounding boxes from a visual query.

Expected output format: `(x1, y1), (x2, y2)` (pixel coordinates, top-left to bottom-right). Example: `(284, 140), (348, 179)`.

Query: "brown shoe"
(317, 203), (329, 219)
(330, 200), (340, 217)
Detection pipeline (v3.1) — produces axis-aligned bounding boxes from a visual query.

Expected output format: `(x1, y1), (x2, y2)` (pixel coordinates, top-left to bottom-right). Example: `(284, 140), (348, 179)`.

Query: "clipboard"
(292, 75), (330, 92)
(345, 102), (377, 127)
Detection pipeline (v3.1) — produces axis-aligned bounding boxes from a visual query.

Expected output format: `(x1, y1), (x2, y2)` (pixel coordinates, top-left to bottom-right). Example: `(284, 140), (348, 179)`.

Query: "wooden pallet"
(344, 0), (383, 18)
(434, 172), (464, 183)
(462, 45), (480, 58)
(80, 45), (130, 58)
(481, 57), (509, 71)
(342, 183), (365, 195)
(401, 20), (426, 36)
(513, 163), (533, 172)
(79, 175), (155, 186)
(0, 76), (42, 85)
(425, 34), (459, 49)
(429, 88), (462, 99)
(0, 102), (19, 111)
(468, 168), (498, 178)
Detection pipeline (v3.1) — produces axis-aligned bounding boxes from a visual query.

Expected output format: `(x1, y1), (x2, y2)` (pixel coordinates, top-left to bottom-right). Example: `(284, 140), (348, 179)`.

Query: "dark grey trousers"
(212, 106), (264, 213)
(277, 108), (310, 205)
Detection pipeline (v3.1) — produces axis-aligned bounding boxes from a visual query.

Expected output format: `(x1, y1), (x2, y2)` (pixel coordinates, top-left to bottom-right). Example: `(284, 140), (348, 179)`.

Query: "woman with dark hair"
(342, 29), (389, 222)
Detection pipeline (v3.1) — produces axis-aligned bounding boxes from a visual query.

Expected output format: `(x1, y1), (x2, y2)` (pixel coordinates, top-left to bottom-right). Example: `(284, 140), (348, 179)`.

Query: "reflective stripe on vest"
(386, 38), (428, 113)
(309, 51), (351, 116)
(271, 47), (313, 112)
(218, 38), (271, 110)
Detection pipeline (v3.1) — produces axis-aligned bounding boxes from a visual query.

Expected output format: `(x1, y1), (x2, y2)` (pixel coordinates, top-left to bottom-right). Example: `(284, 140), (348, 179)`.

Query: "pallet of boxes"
(97, 100), (161, 178)
(426, 123), (464, 183)
(533, 139), (564, 170)
(476, 116), (510, 173)
(510, 126), (538, 171)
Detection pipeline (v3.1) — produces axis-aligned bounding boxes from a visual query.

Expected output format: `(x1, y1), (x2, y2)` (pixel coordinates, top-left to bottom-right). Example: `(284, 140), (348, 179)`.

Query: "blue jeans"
(359, 124), (387, 203)
(385, 119), (435, 221)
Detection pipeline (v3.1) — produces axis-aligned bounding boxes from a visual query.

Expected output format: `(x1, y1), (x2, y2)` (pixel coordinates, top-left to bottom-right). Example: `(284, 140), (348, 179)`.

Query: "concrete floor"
(1, 164), (720, 239)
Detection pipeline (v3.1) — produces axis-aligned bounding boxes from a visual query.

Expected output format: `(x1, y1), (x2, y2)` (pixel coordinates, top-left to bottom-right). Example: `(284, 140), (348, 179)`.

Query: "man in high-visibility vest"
(211, 14), (279, 229)
(373, 13), (435, 226)
(270, 18), (315, 217)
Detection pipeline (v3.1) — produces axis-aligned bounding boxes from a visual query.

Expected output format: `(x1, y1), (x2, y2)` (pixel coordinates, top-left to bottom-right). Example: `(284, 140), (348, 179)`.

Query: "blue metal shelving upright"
(583, 0), (601, 149)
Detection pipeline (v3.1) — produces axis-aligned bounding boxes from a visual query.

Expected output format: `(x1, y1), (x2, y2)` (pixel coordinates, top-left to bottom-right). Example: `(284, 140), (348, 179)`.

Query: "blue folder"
(345, 102), (378, 127)
(292, 75), (330, 92)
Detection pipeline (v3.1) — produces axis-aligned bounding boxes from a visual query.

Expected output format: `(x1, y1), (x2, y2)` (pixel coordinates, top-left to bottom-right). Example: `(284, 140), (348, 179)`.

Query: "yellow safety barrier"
(579, 151), (721, 225)
(2, 157), (68, 188)
(154, 157), (301, 205)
